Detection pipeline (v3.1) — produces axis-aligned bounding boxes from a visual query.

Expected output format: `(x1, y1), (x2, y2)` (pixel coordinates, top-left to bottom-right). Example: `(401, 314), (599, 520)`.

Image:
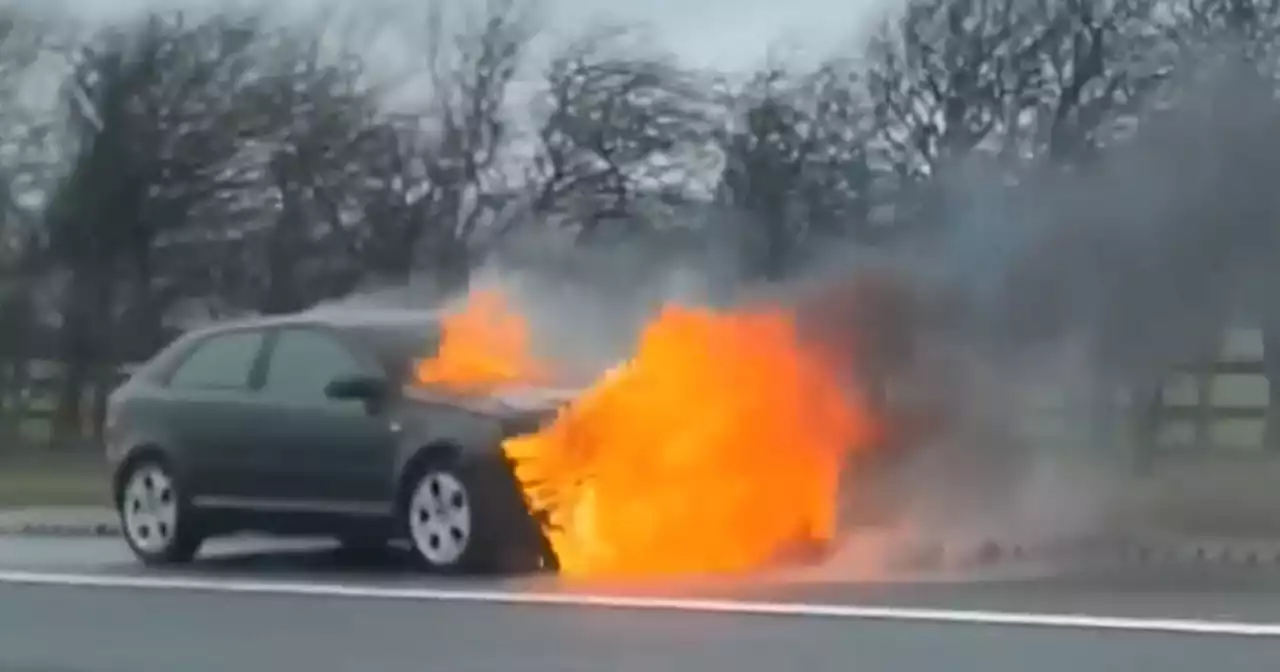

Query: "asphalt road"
(2, 536), (1280, 672)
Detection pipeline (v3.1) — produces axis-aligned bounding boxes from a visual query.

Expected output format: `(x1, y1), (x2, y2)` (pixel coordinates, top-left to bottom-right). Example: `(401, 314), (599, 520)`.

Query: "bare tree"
(47, 10), (283, 438)
(0, 7), (49, 234)
(864, 0), (1035, 179)
(715, 59), (877, 279)
(1167, 0), (1280, 53)
(859, 0), (1051, 235)
(353, 116), (443, 286)
(522, 27), (718, 243)
(862, 0), (1168, 236)
(1016, 0), (1170, 165)
(227, 22), (385, 314)
(0, 6), (52, 435)
(353, 0), (534, 293)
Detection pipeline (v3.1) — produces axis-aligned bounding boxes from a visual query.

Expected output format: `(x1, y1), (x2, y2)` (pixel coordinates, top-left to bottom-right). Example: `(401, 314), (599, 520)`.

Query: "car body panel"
(168, 387), (275, 500)
(224, 324), (402, 513)
(105, 308), (577, 553)
(141, 326), (273, 501)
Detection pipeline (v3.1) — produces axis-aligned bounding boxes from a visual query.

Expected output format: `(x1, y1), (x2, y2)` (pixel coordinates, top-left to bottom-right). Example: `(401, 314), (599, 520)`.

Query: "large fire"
(419, 288), (876, 578)
(414, 289), (548, 390)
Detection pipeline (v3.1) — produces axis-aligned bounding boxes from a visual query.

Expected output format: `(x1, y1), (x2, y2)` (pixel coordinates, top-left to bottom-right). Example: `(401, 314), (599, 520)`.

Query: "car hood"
(402, 384), (581, 418)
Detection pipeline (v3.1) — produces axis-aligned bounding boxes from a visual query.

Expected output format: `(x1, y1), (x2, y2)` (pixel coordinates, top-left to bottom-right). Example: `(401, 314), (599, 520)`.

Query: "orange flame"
(415, 289), (547, 390)
(503, 303), (874, 577)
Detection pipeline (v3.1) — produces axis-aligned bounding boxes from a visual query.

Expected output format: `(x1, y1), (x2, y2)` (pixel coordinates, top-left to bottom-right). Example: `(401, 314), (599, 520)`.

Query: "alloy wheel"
(408, 470), (473, 567)
(121, 464), (179, 555)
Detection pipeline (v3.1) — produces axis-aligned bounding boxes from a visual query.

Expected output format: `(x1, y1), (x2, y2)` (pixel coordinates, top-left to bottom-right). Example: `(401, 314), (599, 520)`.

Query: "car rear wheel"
(117, 458), (202, 565)
(403, 460), (492, 573)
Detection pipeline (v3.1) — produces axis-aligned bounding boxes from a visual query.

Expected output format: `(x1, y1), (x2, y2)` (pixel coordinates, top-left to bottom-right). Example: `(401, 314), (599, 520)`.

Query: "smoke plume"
(800, 57), (1280, 569)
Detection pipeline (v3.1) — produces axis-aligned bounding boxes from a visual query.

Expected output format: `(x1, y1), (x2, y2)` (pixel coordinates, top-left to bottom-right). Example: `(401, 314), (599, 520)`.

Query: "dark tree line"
(0, 0), (1278, 444)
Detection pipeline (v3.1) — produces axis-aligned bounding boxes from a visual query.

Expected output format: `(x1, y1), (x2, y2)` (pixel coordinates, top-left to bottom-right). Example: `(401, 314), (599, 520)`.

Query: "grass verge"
(0, 447), (110, 508)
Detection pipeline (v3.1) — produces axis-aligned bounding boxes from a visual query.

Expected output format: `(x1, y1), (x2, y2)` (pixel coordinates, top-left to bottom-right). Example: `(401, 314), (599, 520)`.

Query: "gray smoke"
(811, 58), (1280, 561)
(466, 221), (747, 382)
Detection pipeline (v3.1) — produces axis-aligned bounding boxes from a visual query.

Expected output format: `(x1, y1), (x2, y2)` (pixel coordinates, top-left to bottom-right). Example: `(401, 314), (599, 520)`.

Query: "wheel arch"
(395, 440), (464, 509)
(112, 443), (174, 506)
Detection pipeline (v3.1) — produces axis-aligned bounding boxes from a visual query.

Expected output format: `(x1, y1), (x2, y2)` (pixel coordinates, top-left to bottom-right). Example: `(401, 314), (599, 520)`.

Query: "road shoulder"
(0, 506), (119, 537)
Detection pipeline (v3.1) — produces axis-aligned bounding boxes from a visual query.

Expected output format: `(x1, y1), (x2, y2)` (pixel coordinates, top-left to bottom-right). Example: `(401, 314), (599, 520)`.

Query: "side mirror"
(324, 373), (389, 402)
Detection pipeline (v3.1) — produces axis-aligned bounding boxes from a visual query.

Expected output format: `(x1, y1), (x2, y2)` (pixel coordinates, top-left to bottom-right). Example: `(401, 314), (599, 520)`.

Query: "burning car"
(104, 304), (572, 573)
(107, 277), (902, 579)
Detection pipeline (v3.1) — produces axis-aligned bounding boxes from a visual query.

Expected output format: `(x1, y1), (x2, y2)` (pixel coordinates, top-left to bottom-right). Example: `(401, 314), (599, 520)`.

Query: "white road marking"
(0, 569), (1277, 637)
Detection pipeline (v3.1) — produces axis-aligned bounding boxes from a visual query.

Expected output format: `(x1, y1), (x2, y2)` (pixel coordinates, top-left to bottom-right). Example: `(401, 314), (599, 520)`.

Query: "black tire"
(400, 455), (500, 574)
(115, 456), (203, 566)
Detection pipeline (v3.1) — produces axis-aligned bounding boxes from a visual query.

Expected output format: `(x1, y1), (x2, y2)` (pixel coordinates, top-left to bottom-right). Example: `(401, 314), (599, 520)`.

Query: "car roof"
(129, 307), (441, 384)
(188, 307), (442, 338)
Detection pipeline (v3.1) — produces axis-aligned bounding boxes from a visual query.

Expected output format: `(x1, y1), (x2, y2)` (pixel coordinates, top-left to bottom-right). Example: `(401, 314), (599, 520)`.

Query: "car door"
(161, 328), (271, 500)
(251, 326), (397, 513)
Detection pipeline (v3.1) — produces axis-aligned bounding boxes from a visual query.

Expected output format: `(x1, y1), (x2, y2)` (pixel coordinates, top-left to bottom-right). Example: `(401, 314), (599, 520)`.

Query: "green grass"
(0, 447), (111, 508)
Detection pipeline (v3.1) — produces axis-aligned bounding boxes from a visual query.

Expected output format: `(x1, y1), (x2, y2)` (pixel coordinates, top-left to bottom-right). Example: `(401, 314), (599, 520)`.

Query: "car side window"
(261, 329), (370, 405)
(168, 331), (265, 390)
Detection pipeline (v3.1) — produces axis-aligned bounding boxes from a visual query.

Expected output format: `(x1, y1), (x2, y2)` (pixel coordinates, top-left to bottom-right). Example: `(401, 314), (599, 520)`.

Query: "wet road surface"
(1, 536), (1279, 671)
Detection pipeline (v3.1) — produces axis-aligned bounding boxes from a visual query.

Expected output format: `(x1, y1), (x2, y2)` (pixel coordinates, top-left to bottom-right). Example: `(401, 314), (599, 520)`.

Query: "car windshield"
(346, 321), (441, 382)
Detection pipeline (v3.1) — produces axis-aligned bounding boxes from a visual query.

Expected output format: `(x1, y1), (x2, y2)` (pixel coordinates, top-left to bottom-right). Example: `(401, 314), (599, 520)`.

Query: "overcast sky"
(56, 0), (897, 72)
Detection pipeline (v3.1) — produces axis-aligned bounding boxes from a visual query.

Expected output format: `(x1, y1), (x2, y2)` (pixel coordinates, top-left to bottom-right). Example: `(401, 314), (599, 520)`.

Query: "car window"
(261, 329), (370, 405)
(168, 330), (265, 390)
(339, 323), (439, 383)
(384, 328), (441, 380)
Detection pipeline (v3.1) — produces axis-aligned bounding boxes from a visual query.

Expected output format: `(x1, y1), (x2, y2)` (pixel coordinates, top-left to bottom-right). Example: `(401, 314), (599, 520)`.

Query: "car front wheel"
(117, 458), (202, 565)
(403, 460), (493, 573)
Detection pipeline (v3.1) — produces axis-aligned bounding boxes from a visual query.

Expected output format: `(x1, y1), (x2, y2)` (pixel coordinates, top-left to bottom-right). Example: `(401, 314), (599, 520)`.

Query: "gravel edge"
(0, 507), (121, 538)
